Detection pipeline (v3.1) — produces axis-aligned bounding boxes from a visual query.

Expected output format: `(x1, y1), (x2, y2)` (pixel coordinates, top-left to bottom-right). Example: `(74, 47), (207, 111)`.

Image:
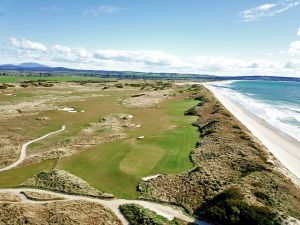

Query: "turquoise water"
(210, 81), (300, 141)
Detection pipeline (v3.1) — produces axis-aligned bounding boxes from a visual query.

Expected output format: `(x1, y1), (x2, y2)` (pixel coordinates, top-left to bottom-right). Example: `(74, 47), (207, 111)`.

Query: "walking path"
(0, 126), (66, 172)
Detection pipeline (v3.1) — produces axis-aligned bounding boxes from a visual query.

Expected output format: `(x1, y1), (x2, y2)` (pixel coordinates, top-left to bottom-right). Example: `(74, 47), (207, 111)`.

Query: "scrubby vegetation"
(20, 80), (55, 87)
(20, 170), (113, 198)
(197, 188), (281, 225)
(0, 200), (122, 225)
(120, 204), (189, 225)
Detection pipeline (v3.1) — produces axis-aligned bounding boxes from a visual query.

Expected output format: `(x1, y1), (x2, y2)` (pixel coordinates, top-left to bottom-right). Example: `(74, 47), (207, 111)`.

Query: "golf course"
(0, 80), (199, 199)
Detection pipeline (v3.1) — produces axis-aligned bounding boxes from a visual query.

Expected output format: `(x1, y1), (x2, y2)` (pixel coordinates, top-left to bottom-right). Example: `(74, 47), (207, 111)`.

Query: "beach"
(205, 83), (300, 180)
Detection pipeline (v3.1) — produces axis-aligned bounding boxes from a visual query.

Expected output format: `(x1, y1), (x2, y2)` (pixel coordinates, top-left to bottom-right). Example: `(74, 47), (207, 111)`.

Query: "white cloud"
(94, 50), (179, 66)
(10, 37), (47, 52)
(285, 60), (300, 68)
(288, 40), (300, 54)
(239, 0), (300, 22)
(5, 37), (300, 77)
(83, 5), (127, 16)
(297, 27), (300, 36)
(53, 45), (71, 54)
(190, 56), (278, 73)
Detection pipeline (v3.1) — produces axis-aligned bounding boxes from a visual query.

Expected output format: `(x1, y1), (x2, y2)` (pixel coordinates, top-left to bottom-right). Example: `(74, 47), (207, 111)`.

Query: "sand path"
(0, 126), (66, 172)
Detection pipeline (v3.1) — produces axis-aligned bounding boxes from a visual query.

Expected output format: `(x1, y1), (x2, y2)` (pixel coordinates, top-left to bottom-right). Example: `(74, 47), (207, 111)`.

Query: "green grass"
(0, 75), (109, 83)
(0, 159), (57, 188)
(58, 98), (199, 199)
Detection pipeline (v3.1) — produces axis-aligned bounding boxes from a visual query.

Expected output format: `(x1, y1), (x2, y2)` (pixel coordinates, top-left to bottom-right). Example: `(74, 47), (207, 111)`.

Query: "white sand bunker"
(142, 174), (162, 181)
(58, 107), (77, 113)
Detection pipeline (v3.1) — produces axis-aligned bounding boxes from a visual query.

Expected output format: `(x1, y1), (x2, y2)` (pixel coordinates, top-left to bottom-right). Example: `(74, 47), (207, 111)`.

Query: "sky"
(0, 0), (300, 76)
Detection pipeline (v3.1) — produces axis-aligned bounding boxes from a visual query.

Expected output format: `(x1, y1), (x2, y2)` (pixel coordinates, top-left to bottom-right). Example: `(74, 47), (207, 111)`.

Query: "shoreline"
(204, 83), (300, 181)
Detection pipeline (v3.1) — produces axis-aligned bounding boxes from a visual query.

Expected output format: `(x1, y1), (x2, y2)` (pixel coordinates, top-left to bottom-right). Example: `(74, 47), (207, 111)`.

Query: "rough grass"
(0, 159), (57, 187)
(196, 188), (281, 225)
(0, 200), (122, 225)
(20, 170), (112, 198)
(58, 98), (199, 199)
(120, 204), (188, 225)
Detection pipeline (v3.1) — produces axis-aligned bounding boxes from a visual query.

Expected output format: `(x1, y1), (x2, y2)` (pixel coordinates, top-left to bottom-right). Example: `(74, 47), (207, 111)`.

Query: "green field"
(0, 75), (111, 83)
(58, 98), (199, 199)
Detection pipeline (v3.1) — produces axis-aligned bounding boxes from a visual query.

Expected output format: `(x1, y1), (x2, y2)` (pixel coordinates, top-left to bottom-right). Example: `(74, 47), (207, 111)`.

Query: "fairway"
(58, 98), (199, 199)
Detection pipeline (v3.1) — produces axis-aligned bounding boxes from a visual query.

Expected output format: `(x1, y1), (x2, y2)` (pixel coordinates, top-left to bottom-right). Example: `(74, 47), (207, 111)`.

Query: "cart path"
(0, 125), (66, 172)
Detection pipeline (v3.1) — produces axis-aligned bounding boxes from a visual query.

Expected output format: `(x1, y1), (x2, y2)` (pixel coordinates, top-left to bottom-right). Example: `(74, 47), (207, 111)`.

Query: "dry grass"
(0, 200), (122, 225)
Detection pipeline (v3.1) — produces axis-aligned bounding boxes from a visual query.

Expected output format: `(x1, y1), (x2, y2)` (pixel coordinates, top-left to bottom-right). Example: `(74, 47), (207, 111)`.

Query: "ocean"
(209, 80), (300, 142)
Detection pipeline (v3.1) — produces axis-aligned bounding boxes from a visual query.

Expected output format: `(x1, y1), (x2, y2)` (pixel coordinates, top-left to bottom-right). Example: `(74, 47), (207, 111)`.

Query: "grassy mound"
(20, 170), (113, 198)
(119, 204), (188, 225)
(196, 188), (281, 225)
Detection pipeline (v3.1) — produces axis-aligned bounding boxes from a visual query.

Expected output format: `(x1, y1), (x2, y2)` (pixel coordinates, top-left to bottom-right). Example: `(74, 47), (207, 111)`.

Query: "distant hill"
(0, 63), (299, 82)
(19, 63), (48, 68)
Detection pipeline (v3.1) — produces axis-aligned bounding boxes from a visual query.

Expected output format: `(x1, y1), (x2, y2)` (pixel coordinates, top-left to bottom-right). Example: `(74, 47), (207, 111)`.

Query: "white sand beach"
(205, 83), (300, 180)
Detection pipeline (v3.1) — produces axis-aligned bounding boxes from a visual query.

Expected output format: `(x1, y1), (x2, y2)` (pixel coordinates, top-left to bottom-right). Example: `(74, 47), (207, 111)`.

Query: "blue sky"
(0, 0), (300, 76)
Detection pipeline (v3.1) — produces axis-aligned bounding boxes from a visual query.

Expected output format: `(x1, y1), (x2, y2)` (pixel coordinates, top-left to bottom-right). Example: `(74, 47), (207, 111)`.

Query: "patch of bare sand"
(123, 90), (171, 108)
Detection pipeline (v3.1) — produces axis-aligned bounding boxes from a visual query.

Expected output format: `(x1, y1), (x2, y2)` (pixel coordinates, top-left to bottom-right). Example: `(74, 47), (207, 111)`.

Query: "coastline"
(204, 83), (300, 181)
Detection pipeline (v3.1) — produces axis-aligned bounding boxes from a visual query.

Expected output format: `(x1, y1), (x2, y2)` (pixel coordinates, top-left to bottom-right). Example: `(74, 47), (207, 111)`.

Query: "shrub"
(120, 204), (182, 225)
(204, 129), (216, 135)
(131, 94), (145, 98)
(240, 162), (266, 177)
(20, 84), (29, 88)
(232, 125), (241, 130)
(221, 111), (231, 117)
(115, 83), (124, 88)
(196, 188), (280, 225)
(254, 191), (275, 207)
(239, 134), (250, 141)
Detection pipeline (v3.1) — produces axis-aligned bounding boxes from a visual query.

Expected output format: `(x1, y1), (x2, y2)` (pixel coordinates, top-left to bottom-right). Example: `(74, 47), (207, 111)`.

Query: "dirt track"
(0, 126), (65, 171)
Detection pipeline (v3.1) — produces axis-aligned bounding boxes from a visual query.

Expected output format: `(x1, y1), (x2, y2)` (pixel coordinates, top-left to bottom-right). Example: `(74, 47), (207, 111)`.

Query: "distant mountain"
(19, 63), (48, 68)
(0, 63), (71, 72)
